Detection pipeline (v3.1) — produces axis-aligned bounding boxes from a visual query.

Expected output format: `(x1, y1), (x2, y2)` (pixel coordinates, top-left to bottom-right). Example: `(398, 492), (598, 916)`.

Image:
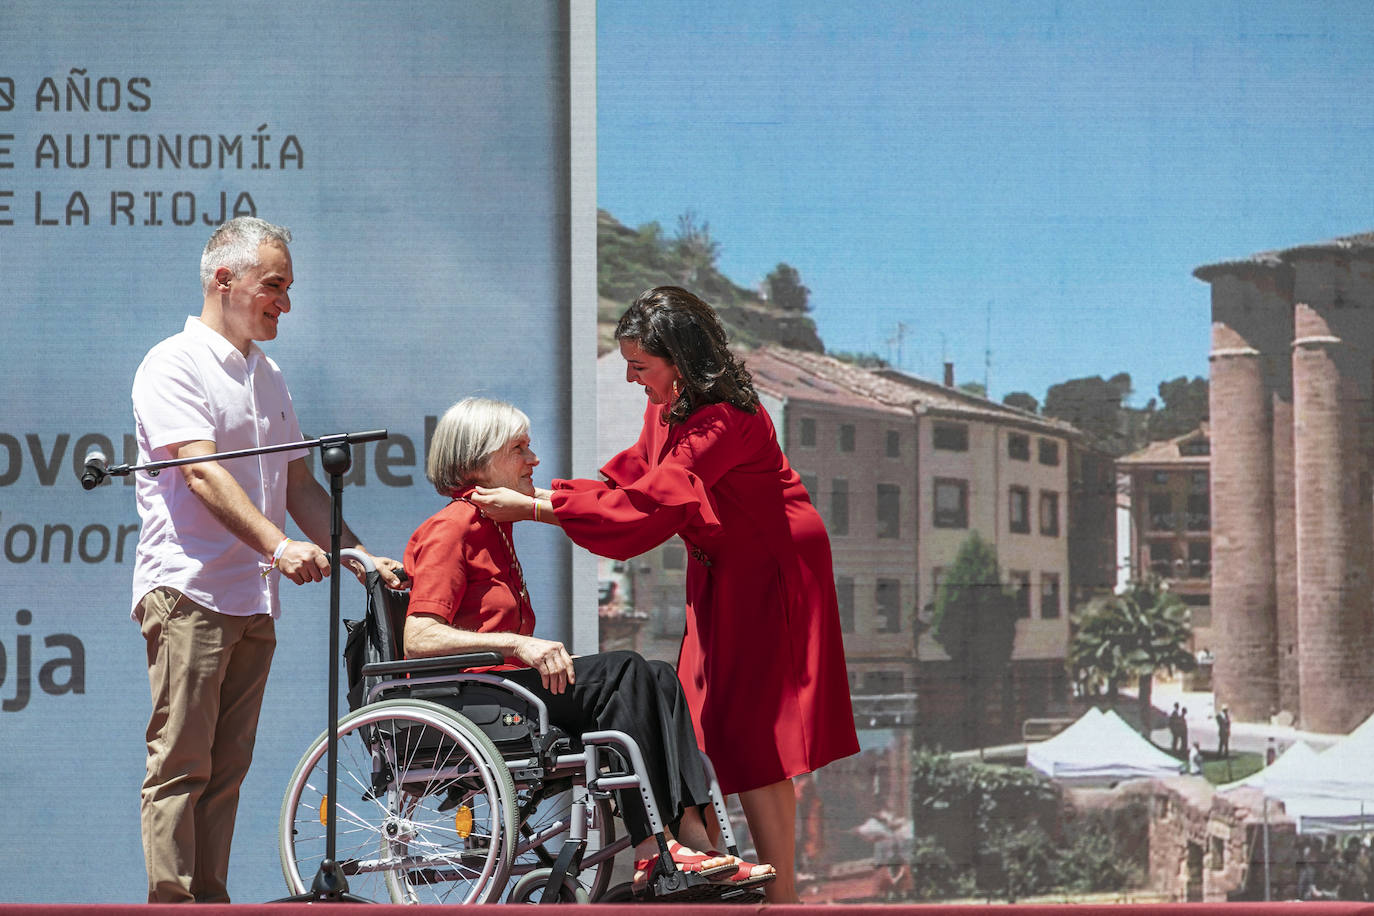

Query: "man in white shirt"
(131, 216), (404, 903)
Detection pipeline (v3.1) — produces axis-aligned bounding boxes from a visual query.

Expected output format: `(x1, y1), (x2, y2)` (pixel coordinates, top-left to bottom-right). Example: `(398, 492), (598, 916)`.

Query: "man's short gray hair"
(426, 398), (531, 496)
(200, 216), (292, 294)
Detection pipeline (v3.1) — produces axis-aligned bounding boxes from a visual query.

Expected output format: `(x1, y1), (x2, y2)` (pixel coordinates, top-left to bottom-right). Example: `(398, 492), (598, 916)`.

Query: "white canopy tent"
(1027, 707), (1183, 784)
(1248, 715), (1374, 833)
(1217, 740), (1318, 792)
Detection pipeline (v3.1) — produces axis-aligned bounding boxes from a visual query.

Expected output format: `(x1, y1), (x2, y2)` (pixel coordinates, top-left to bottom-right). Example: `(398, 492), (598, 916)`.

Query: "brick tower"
(1196, 233), (1374, 733)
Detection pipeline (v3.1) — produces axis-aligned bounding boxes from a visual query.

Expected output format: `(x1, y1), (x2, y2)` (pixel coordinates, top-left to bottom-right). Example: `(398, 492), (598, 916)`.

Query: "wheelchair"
(278, 549), (759, 904)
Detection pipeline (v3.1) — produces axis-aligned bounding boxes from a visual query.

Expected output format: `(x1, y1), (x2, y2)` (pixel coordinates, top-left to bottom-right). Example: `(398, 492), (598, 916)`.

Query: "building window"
(1038, 439), (1060, 466)
(1041, 572), (1061, 619)
(799, 472), (818, 499)
(886, 429), (901, 458)
(1148, 492), (1173, 531)
(1008, 433), (1030, 461)
(836, 575), (855, 633)
(799, 417), (816, 447)
(1210, 836), (1225, 871)
(933, 422), (969, 451)
(1152, 470), (1171, 485)
(1191, 470), (1209, 491)
(933, 478), (968, 529)
(1186, 493), (1210, 532)
(661, 543), (685, 570)
(1009, 486), (1030, 534)
(1188, 540), (1211, 579)
(1009, 570), (1031, 618)
(875, 578), (902, 633)
(830, 478), (849, 536)
(876, 483), (901, 538)
(863, 670), (904, 694)
(838, 424), (855, 452)
(1039, 490), (1060, 537)
(1149, 541), (1173, 578)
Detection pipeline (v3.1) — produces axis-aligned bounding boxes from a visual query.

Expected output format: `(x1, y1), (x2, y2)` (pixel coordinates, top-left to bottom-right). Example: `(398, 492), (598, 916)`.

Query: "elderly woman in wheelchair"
(278, 397), (772, 904)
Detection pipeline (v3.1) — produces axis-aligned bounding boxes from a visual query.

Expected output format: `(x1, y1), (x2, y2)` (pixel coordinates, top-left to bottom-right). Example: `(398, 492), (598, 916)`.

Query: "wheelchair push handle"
(339, 548), (409, 587)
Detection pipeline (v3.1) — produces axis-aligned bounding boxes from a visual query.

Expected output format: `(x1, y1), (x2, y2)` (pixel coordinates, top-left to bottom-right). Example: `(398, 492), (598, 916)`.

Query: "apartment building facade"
(1117, 425), (1216, 654)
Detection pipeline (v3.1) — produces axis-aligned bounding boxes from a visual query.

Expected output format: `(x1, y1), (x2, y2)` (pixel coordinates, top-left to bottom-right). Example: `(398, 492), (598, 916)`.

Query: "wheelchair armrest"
(362, 651), (505, 679)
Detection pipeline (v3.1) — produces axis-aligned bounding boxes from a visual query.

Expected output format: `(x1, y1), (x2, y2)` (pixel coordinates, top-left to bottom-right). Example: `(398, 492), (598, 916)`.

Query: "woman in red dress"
(473, 287), (859, 902)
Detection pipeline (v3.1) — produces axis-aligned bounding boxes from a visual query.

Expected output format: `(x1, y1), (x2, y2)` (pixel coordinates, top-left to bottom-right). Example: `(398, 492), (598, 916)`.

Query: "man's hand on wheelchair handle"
(277, 540), (330, 585)
(514, 635), (575, 694)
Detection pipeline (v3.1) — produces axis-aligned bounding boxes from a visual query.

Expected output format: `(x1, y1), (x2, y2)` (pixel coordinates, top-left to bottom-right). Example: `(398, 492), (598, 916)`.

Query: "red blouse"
(550, 400), (859, 794)
(403, 492), (534, 669)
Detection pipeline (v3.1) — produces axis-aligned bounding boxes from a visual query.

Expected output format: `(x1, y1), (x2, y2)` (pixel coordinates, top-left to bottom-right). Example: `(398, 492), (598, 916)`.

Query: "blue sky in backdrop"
(597, 0), (1374, 405)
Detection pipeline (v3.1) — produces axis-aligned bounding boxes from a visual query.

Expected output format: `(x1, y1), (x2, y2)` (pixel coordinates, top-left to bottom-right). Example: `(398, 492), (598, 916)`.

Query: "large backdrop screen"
(0, 1), (580, 902)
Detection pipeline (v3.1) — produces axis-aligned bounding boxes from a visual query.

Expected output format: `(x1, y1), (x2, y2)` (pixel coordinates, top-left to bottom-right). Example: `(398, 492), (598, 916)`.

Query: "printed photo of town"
(594, 2), (1374, 903)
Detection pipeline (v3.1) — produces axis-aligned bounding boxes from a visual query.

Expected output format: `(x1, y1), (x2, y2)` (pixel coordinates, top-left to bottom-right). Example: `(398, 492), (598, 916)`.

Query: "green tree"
(673, 209), (721, 286)
(908, 748), (1058, 900)
(931, 532), (1020, 750)
(1146, 375), (1209, 442)
(829, 350), (889, 368)
(1067, 577), (1196, 735)
(1042, 373), (1133, 454)
(765, 262), (811, 312)
(1002, 391), (1039, 414)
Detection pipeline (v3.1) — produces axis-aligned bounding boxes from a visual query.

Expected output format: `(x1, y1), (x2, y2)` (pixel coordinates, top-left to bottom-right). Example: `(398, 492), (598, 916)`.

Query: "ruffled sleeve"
(549, 403), (755, 561)
(552, 463), (721, 561)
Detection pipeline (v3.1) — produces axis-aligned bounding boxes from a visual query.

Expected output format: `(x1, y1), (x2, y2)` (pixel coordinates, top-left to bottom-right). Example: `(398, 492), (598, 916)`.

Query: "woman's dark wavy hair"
(615, 286), (759, 425)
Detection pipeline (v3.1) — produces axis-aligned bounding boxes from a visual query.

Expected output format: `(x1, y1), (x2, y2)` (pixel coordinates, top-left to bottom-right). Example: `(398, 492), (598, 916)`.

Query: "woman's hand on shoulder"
(470, 486), (534, 522)
(513, 634), (575, 694)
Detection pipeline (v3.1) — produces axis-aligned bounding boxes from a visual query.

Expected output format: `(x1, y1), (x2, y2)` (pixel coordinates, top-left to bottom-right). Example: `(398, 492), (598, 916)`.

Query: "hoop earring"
(672, 379), (682, 399)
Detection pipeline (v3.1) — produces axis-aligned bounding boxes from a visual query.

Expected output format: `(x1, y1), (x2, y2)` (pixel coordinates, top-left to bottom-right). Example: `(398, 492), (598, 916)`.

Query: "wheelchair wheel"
(507, 867), (592, 903)
(509, 787), (619, 901)
(279, 699), (517, 904)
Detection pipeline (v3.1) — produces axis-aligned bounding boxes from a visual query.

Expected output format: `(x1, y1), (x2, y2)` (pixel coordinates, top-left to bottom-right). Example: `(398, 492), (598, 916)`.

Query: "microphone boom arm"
(98, 429), (388, 481)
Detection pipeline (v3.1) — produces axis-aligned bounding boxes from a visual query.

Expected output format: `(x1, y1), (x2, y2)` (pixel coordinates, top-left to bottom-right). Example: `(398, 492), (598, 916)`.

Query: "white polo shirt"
(130, 316), (307, 619)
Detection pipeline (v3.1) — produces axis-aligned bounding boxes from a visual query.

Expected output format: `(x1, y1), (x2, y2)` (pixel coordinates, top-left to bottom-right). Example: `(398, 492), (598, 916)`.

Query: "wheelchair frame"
(277, 548), (750, 904)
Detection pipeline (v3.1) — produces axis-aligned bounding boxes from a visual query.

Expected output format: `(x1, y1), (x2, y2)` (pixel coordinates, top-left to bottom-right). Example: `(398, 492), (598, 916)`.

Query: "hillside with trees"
(597, 209), (823, 354)
(598, 208), (1208, 456)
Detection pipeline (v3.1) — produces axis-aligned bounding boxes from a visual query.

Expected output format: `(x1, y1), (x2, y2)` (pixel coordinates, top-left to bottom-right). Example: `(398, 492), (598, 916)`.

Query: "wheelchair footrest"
(637, 870), (748, 903)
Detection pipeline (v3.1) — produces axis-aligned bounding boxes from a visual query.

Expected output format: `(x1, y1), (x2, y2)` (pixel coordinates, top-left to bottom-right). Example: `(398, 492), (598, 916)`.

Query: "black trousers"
(503, 650), (712, 845)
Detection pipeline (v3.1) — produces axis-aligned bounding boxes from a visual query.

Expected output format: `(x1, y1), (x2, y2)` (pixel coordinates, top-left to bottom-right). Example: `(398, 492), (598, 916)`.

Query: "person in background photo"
(471, 285), (860, 903)
(130, 216), (405, 903)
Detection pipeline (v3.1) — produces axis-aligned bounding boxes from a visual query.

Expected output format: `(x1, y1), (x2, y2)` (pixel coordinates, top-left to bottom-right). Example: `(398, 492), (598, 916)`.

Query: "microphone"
(80, 449), (109, 490)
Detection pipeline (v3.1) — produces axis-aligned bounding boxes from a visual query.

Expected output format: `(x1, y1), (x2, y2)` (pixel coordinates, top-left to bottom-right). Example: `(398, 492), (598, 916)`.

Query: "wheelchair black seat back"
(343, 569), (545, 751)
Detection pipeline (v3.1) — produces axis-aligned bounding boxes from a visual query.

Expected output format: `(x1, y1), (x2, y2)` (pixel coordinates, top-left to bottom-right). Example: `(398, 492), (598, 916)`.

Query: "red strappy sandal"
(705, 854), (777, 888)
(631, 841), (737, 892)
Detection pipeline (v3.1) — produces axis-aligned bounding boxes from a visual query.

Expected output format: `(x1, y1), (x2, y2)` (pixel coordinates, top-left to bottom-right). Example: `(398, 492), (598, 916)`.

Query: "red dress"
(551, 401), (859, 794)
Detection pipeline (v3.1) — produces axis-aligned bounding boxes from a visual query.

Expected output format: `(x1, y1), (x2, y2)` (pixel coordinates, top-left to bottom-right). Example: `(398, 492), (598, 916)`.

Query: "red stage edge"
(3, 904), (1374, 915)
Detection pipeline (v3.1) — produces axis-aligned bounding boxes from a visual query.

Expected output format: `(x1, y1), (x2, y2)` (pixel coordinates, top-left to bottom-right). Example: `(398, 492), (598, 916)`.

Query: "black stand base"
(275, 859), (373, 904)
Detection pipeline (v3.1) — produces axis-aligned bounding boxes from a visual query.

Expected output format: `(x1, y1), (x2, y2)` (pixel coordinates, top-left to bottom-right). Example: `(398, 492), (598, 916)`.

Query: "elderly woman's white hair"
(200, 216), (292, 294)
(426, 397), (531, 496)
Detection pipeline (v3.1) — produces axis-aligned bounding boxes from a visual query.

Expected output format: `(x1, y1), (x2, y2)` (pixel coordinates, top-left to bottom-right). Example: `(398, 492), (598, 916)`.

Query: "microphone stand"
(100, 429), (386, 903)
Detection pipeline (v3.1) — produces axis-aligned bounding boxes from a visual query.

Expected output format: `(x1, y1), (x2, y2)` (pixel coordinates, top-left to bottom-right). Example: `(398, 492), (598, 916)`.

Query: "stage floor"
(4, 904), (1374, 915)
